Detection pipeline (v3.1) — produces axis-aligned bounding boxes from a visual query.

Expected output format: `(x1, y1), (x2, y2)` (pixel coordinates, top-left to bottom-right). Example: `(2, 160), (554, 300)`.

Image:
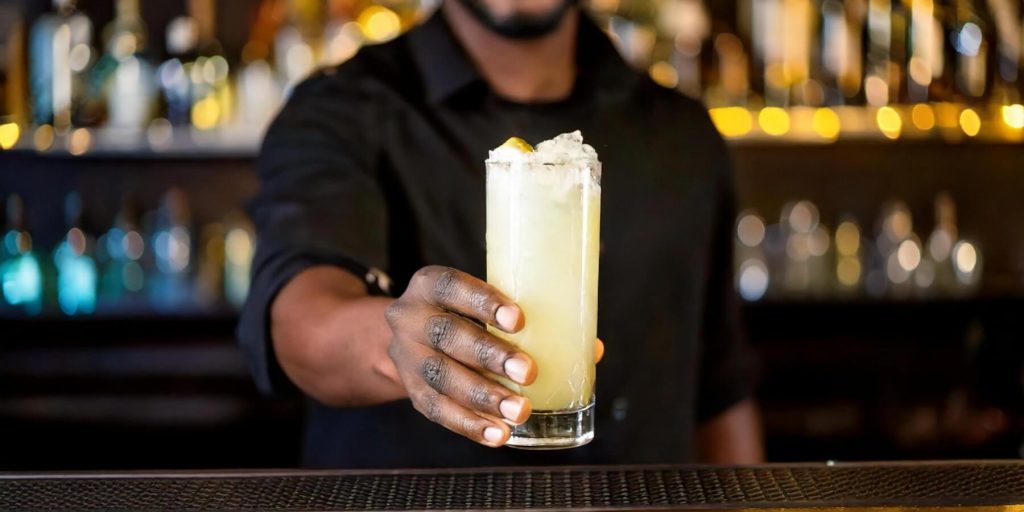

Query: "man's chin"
(456, 0), (577, 39)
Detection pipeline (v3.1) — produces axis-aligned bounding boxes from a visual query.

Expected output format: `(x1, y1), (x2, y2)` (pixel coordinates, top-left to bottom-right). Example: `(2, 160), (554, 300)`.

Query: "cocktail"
(485, 131), (600, 449)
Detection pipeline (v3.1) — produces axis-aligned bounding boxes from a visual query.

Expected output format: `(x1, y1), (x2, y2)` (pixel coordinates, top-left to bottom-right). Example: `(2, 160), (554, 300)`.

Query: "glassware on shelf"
(28, 0), (93, 131)
(1, 195), (43, 315)
(157, 16), (198, 127)
(833, 216), (864, 293)
(735, 210), (770, 301)
(150, 188), (193, 309)
(98, 194), (147, 307)
(53, 191), (97, 315)
(275, 0), (324, 92)
(223, 211), (254, 309)
(101, 0), (156, 132)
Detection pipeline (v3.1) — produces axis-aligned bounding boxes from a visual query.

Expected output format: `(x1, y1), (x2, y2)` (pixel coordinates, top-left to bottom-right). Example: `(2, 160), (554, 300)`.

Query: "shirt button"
(612, 397), (629, 422)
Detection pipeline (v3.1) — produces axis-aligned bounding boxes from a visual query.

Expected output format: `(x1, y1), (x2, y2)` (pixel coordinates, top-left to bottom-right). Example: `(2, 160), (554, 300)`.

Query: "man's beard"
(455, 0), (576, 39)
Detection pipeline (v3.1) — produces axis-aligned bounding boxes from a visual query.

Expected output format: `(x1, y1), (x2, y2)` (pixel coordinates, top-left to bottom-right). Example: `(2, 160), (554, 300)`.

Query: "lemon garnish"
(500, 136), (533, 153)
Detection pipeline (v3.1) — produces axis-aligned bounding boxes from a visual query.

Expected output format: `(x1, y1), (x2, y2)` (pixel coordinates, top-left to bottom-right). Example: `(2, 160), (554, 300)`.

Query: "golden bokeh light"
(68, 128), (91, 156)
(910, 104), (936, 131)
(896, 239), (922, 272)
(191, 96), (221, 130)
(709, 107), (753, 138)
(811, 108), (840, 140)
(34, 124), (55, 151)
(358, 6), (401, 43)
(953, 241), (978, 274)
(648, 61), (679, 89)
(835, 221), (860, 256)
(876, 106), (902, 139)
(737, 213), (766, 248)
(0, 122), (19, 150)
(758, 107), (790, 136)
(959, 108), (981, 137)
(836, 257), (861, 286)
(1001, 104), (1024, 130)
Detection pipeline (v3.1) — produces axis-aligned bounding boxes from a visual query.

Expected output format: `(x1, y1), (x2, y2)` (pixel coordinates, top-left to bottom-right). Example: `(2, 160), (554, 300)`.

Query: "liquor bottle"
(28, 0), (93, 130)
(906, 0), (946, 102)
(53, 192), (97, 315)
(1, 195), (43, 315)
(734, 211), (770, 301)
(157, 16), (198, 126)
(275, 0), (324, 91)
(2, 6), (29, 125)
(926, 192), (959, 293)
(984, 0), (1021, 103)
(150, 189), (192, 309)
(101, 0), (156, 131)
(950, 0), (992, 99)
(223, 211), (254, 309)
(864, 0), (907, 105)
(98, 195), (146, 307)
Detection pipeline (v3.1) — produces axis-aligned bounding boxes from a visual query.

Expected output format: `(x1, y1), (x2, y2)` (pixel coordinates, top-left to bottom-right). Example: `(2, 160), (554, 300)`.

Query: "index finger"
(413, 266), (523, 333)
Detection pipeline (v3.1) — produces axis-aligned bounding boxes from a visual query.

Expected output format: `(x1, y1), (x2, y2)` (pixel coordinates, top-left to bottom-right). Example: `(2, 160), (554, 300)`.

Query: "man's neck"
(441, 1), (578, 103)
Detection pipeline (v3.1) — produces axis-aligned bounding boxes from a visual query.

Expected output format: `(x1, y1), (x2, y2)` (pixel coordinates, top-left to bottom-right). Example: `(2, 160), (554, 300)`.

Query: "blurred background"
(0, 0), (1022, 470)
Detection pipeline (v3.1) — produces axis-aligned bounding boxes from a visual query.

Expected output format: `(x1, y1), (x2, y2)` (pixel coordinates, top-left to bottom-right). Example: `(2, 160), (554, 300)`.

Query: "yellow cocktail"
(486, 131), (600, 449)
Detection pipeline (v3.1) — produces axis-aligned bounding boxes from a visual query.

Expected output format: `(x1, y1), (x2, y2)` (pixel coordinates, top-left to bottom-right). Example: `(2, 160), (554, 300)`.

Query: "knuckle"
(420, 355), (450, 393)
(468, 384), (498, 410)
(383, 300), (405, 327)
(425, 315), (455, 351)
(432, 268), (460, 303)
(472, 336), (503, 369)
(468, 289), (494, 315)
(415, 390), (443, 423)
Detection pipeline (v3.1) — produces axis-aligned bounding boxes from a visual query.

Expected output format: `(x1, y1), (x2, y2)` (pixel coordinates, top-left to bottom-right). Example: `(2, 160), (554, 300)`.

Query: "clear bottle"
(101, 0), (156, 131)
(28, 0), (93, 130)
(156, 16), (198, 126)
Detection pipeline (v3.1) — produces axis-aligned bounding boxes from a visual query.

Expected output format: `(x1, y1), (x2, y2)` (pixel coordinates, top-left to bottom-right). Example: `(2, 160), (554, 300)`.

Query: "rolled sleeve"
(696, 118), (760, 422)
(237, 70), (388, 396)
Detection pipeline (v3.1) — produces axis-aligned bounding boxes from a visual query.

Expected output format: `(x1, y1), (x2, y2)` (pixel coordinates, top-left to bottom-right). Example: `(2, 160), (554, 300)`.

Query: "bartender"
(238, 0), (763, 468)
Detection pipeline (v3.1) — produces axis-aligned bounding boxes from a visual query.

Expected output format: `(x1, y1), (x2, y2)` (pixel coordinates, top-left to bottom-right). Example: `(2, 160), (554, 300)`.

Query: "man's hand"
(385, 266), (536, 447)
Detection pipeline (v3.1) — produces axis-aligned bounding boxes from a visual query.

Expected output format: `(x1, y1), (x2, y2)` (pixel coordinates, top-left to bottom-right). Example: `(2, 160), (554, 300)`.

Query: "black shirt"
(238, 10), (757, 469)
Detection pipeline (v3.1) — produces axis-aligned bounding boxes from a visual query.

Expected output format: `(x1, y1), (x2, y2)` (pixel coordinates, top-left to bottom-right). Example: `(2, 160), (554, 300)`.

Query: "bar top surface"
(1, 460), (1022, 510)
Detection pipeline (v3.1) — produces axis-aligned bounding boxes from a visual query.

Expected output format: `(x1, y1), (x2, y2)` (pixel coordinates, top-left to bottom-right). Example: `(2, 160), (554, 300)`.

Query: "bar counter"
(2, 461), (1022, 510)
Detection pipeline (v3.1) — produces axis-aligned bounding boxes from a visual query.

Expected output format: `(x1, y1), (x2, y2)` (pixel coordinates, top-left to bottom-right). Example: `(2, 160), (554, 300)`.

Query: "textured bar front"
(1, 461), (1022, 511)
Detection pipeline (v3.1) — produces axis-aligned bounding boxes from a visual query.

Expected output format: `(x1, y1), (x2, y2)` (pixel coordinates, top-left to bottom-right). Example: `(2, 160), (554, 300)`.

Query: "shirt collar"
(407, 9), (638, 104)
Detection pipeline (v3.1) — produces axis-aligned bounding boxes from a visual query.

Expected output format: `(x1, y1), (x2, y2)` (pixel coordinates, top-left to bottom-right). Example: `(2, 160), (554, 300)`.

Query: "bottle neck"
(53, 0), (76, 15)
(115, 0), (140, 21)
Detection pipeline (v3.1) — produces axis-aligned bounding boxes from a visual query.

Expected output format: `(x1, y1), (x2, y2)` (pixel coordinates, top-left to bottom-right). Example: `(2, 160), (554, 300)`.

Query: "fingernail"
(504, 356), (529, 384)
(499, 397), (527, 423)
(495, 305), (521, 332)
(483, 426), (504, 445)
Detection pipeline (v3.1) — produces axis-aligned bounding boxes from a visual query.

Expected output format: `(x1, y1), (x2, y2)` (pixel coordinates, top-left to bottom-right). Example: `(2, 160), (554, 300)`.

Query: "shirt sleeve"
(237, 71), (389, 396)
(695, 115), (760, 423)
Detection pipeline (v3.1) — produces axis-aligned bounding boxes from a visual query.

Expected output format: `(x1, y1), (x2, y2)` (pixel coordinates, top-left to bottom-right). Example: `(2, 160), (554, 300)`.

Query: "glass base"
(506, 399), (594, 450)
